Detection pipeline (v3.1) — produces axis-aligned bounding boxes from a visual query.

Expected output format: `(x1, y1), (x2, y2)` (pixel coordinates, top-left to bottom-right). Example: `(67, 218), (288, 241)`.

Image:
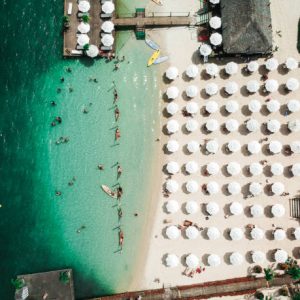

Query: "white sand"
(131, 0), (300, 293)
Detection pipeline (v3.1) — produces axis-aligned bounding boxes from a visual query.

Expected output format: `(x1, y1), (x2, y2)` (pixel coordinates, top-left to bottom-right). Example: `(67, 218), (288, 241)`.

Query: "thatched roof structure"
(220, 0), (272, 54)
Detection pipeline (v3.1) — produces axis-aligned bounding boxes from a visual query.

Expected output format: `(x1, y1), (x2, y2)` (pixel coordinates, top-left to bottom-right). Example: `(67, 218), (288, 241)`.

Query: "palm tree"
(11, 278), (25, 290)
(287, 265), (300, 280)
(264, 268), (275, 287)
(82, 15), (90, 23)
(59, 271), (70, 285)
(83, 44), (90, 51)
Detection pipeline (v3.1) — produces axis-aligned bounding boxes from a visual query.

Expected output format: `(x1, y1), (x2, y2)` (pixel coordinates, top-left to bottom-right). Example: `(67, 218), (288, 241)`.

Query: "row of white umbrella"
(165, 250), (288, 268)
(78, 1), (115, 18)
(166, 139), (300, 155)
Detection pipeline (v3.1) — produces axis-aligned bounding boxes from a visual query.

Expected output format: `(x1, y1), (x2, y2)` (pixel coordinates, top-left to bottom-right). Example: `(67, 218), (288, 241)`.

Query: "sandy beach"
(131, 0), (300, 293)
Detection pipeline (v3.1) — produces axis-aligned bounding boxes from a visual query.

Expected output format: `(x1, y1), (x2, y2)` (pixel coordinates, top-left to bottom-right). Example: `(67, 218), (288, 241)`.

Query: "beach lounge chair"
(67, 3), (73, 15)
(101, 13), (112, 18)
(101, 46), (113, 51)
(76, 45), (84, 50)
(78, 12), (90, 18)
(71, 50), (83, 55)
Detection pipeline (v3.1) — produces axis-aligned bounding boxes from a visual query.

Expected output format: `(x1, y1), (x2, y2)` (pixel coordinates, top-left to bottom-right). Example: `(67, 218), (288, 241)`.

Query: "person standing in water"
(117, 164), (122, 178)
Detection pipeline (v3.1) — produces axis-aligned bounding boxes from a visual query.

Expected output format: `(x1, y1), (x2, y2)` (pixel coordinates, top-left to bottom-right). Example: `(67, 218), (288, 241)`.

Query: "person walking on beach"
(115, 106), (120, 121)
(113, 89), (118, 103)
(117, 164), (122, 178)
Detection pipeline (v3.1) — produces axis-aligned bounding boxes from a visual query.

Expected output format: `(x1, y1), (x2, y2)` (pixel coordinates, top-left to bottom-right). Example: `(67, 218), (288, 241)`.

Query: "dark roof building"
(220, 0), (272, 54)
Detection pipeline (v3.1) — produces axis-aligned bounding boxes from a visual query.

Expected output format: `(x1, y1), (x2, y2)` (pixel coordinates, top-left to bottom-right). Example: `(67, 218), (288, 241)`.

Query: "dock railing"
(115, 11), (192, 18)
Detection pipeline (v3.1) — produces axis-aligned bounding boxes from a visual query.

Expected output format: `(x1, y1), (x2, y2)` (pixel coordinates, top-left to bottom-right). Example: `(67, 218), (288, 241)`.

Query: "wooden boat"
(147, 50), (160, 67)
(151, 0), (162, 5)
(145, 38), (160, 51)
(101, 184), (117, 199)
(153, 55), (169, 65)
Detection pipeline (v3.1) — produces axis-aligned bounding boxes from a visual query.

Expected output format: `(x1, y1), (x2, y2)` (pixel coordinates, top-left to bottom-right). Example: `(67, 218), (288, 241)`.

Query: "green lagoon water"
(0, 0), (160, 298)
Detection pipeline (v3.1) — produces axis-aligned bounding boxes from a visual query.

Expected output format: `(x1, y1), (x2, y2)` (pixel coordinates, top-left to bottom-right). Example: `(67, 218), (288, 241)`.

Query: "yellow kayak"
(147, 50), (160, 67)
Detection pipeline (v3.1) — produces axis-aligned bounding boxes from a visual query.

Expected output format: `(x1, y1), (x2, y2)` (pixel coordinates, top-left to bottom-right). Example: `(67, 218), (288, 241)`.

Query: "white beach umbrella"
(210, 32), (222, 46)
(77, 34), (90, 46)
(271, 204), (285, 217)
(166, 140), (179, 153)
(206, 201), (219, 215)
(249, 182), (262, 196)
(228, 181), (241, 195)
(269, 141), (282, 154)
(294, 227), (300, 240)
(272, 182), (285, 195)
(285, 57), (298, 70)
(230, 228), (243, 241)
(249, 162), (263, 176)
(78, 0), (90, 12)
(207, 181), (219, 194)
(185, 161), (199, 174)
(207, 227), (220, 240)
(292, 163), (300, 176)
(246, 80), (260, 93)
(206, 119), (219, 132)
(225, 100), (239, 113)
(271, 163), (284, 176)
(251, 228), (264, 240)
(247, 141), (261, 154)
(227, 162), (241, 176)
(252, 251), (266, 264)
(205, 83), (219, 96)
(284, 57), (298, 70)
(288, 120), (300, 132)
(166, 180), (179, 193)
(185, 201), (199, 214)
(225, 62), (238, 75)
(286, 78), (299, 91)
(166, 161), (180, 174)
(209, 0), (220, 3)
(86, 45), (99, 58)
(265, 79), (279, 93)
(186, 102), (199, 114)
(246, 119), (260, 132)
(206, 101), (219, 114)
(101, 34), (114, 47)
(208, 254), (221, 267)
(185, 226), (199, 239)
(227, 140), (241, 153)
(165, 254), (179, 268)
(247, 61), (259, 73)
(274, 249), (288, 263)
(101, 21), (114, 33)
(187, 141), (199, 153)
(186, 254), (199, 268)
(165, 200), (180, 214)
(230, 202), (243, 216)
(250, 204), (264, 217)
(186, 180), (199, 193)
(166, 102), (179, 115)
(166, 86), (179, 100)
(165, 67), (179, 80)
(78, 22), (90, 33)
(206, 140), (219, 154)
(287, 99), (300, 113)
(102, 1), (115, 13)
(209, 16), (221, 29)
(185, 119), (199, 132)
(267, 99), (280, 113)
(199, 44), (212, 56)
(166, 225), (180, 240)
(248, 99), (262, 113)
(166, 120), (179, 134)
(230, 252), (244, 265)
(267, 119), (281, 133)
(206, 63), (219, 77)
(291, 141), (300, 154)
(265, 58), (279, 71)
(274, 229), (286, 241)
(186, 64), (198, 78)
(225, 119), (239, 132)
(207, 162), (220, 175)
(225, 81), (238, 95)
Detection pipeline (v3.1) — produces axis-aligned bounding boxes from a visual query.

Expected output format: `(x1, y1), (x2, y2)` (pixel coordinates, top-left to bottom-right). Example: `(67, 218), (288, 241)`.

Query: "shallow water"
(0, 0), (159, 298)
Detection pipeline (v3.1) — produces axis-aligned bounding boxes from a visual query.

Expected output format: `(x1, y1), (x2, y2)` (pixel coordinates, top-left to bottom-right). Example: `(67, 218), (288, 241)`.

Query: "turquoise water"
(0, 0), (159, 299)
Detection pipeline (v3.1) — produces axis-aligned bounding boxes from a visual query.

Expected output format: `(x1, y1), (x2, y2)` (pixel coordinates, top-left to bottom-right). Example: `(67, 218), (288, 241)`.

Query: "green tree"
(83, 44), (90, 51)
(59, 271), (70, 285)
(11, 278), (25, 290)
(82, 15), (90, 23)
(287, 265), (300, 280)
(264, 268), (275, 282)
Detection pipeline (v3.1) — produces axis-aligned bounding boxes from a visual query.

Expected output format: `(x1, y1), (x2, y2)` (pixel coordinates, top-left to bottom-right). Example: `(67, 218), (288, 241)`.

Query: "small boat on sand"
(153, 56), (169, 65)
(151, 0), (162, 5)
(101, 184), (117, 199)
(145, 38), (160, 51)
(147, 50), (160, 67)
